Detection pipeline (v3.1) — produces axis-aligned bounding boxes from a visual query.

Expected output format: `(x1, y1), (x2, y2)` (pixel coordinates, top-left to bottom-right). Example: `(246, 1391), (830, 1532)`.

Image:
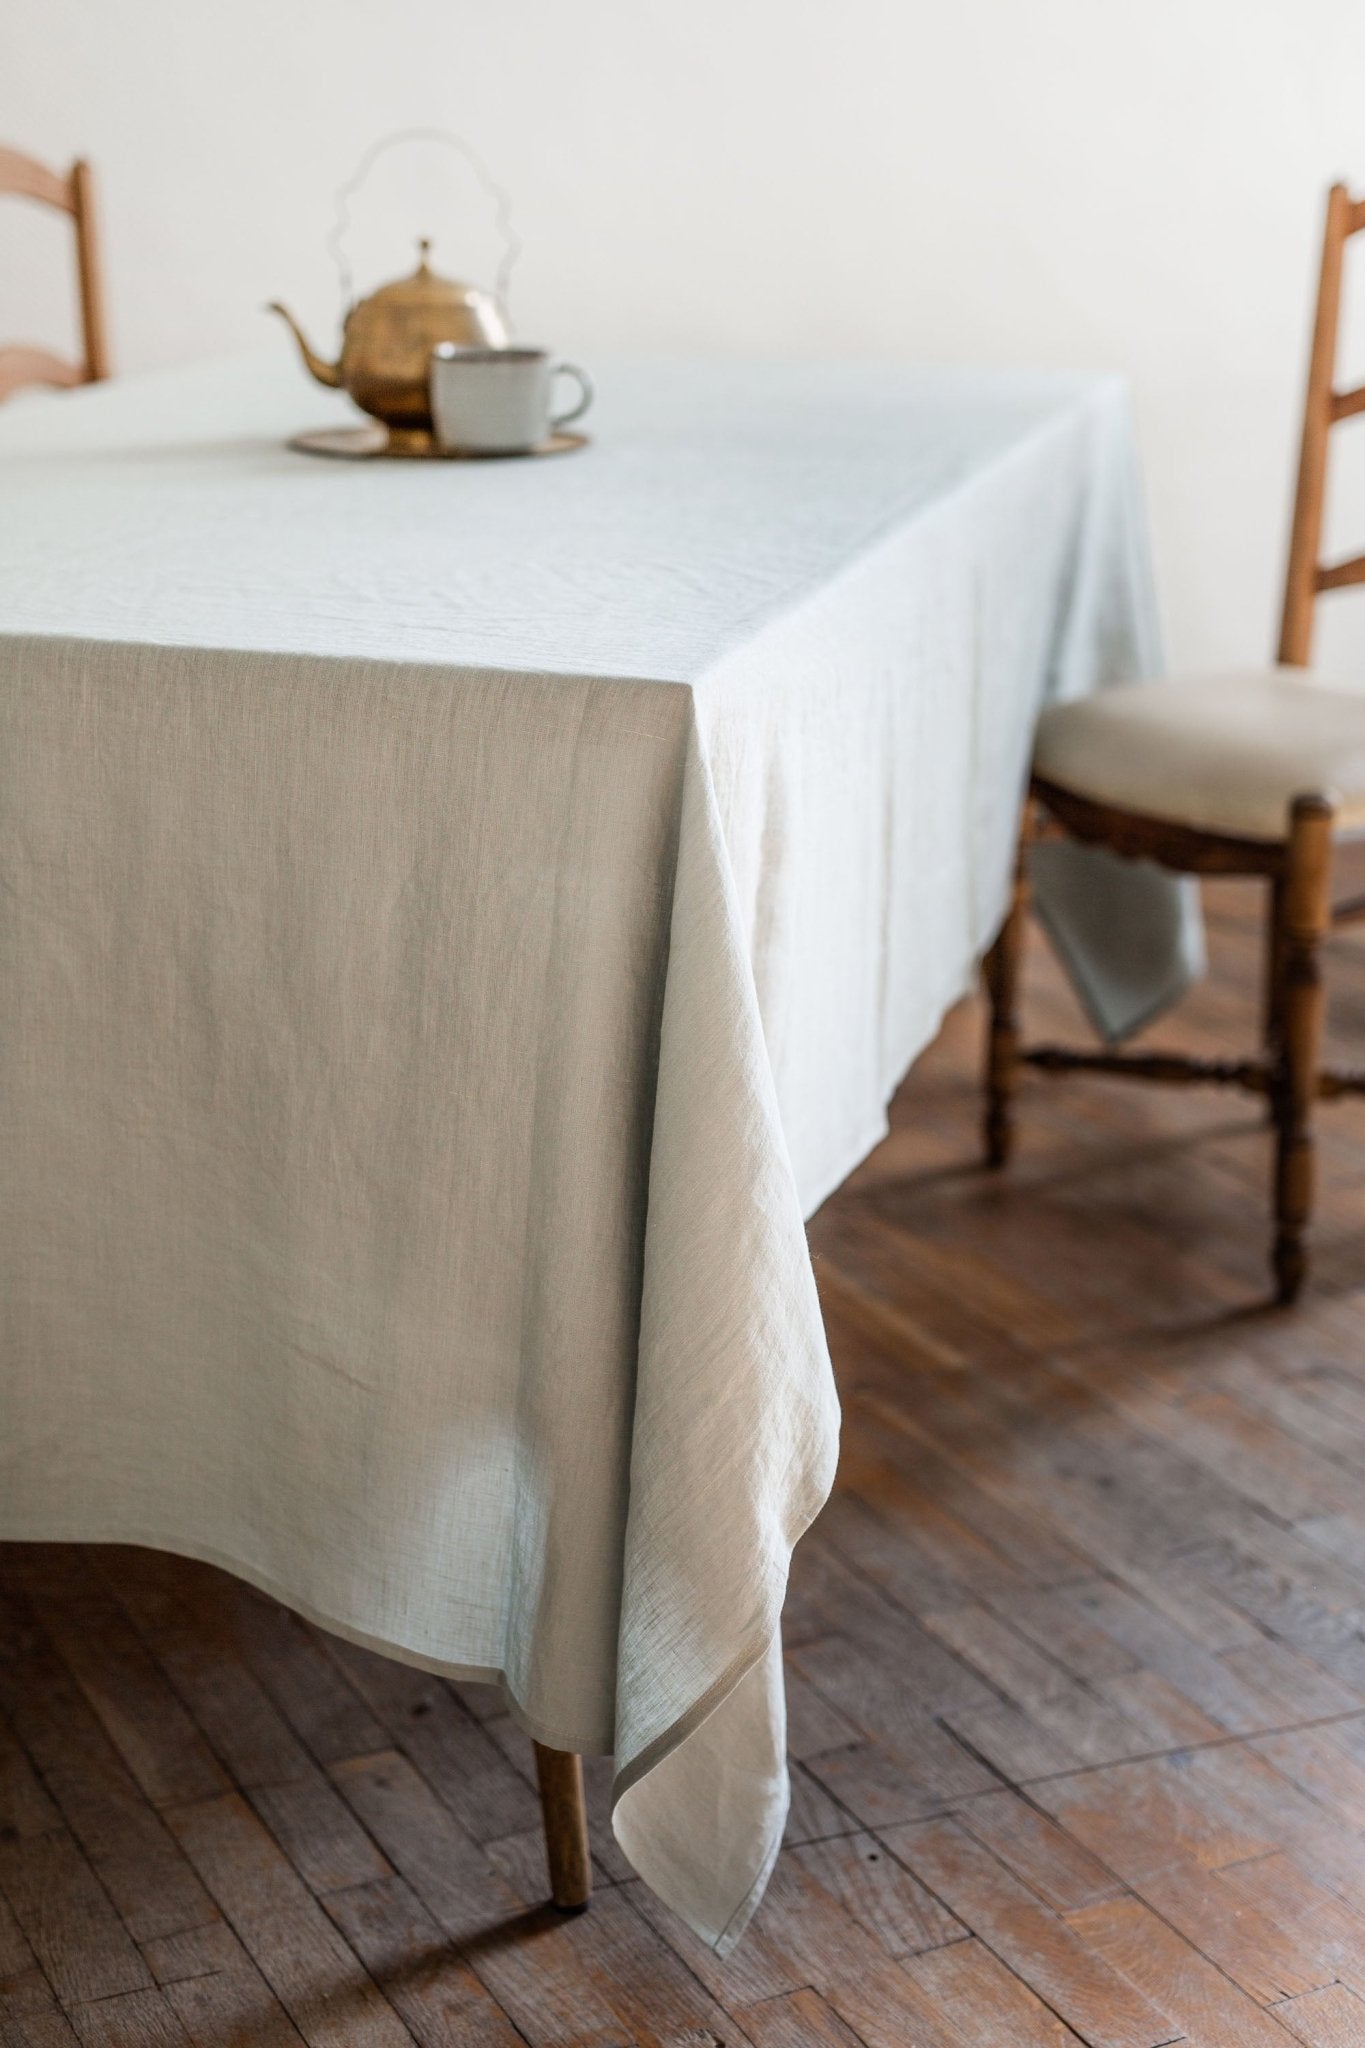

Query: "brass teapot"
(270, 239), (508, 452)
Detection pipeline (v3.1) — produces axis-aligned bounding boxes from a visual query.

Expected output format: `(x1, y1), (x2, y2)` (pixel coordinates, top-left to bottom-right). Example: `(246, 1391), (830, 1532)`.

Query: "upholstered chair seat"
(1034, 669), (1365, 840)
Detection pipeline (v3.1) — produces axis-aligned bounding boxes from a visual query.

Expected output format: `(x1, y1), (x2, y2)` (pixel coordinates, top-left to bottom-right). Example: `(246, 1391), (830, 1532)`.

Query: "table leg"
(533, 1743), (592, 1913)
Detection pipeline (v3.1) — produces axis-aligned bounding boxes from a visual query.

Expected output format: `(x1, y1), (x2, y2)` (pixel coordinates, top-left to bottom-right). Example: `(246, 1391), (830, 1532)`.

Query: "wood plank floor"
(6, 875), (1365, 2048)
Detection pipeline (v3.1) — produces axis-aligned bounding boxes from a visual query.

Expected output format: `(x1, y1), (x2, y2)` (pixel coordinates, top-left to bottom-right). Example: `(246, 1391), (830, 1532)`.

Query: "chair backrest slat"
(1315, 551), (1365, 594)
(0, 347), (84, 404)
(1329, 384), (1365, 424)
(0, 144), (110, 400)
(0, 145), (75, 212)
(1279, 183), (1365, 663)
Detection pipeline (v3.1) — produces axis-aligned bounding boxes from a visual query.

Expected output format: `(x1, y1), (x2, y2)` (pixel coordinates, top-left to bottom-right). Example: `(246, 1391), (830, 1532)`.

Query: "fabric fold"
(609, 715), (840, 1948)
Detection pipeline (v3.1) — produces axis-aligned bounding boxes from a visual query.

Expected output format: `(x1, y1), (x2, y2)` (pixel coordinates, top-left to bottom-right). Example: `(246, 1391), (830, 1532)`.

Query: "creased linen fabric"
(1, 355), (1183, 1949)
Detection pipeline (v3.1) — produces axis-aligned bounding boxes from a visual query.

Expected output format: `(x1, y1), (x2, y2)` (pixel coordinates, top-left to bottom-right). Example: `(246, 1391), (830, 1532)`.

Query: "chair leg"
(1263, 873), (1287, 1125)
(1270, 796), (1334, 1303)
(1264, 873), (1290, 1051)
(533, 1744), (592, 1913)
(983, 800), (1033, 1168)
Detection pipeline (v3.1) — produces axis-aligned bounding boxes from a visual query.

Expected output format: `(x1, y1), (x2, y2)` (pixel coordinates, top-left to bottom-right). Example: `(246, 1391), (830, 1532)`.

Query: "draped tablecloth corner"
(608, 718), (842, 1950)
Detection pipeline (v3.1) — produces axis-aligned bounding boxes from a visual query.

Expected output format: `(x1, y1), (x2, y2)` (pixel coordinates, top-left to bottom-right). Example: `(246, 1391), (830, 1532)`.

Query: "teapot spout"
(267, 302), (340, 388)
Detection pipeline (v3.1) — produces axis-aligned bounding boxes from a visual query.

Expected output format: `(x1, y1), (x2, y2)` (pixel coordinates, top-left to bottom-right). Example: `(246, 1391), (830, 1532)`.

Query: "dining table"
(0, 349), (1197, 1953)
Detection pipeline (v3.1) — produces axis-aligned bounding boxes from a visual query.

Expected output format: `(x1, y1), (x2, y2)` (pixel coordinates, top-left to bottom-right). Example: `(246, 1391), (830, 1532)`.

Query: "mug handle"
(550, 363), (593, 430)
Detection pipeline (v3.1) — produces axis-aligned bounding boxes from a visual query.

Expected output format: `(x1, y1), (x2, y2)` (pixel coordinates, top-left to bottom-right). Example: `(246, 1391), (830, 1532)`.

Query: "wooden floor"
(6, 877), (1365, 2048)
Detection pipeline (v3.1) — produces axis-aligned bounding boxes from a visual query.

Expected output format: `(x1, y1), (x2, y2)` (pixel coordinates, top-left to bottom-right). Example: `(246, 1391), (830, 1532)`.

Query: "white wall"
(6, 0), (1365, 675)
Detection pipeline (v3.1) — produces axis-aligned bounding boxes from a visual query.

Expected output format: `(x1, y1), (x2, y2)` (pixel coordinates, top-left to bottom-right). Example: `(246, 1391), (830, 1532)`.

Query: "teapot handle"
(325, 126), (523, 326)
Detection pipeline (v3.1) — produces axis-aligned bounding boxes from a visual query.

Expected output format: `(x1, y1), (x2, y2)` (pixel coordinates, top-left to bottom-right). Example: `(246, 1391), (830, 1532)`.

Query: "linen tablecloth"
(0, 354), (1191, 1950)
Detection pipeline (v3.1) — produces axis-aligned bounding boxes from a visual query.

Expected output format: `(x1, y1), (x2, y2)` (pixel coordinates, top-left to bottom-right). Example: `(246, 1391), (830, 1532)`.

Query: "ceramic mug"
(429, 344), (593, 455)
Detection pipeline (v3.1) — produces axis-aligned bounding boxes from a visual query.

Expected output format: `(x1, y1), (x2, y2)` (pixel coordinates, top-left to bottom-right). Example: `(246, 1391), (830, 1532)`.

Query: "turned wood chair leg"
(983, 799), (1033, 1167)
(1263, 873), (1288, 1126)
(533, 1743), (592, 1913)
(1263, 874), (1288, 1054)
(1270, 795), (1334, 1303)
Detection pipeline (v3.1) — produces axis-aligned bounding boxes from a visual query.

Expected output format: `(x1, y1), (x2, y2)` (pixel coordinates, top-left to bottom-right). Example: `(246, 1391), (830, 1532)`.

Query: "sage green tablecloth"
(0, 354), (1194, 1949)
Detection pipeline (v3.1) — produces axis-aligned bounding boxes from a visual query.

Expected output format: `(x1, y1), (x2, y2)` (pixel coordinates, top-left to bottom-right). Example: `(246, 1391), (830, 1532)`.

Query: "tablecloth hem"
(711, 1764), (790, 1958)
(798, 1111), (894, 1223)
(609, 1630), (771, 1808)
(609, 1620), (792, 1953)
(2, 1519), (804, 1951)
(608, 1419), (837, 1950)
(0, 1523), (620, 1757)
(1031, 867), (1201, 1045)
(798, 970), (981, 1222)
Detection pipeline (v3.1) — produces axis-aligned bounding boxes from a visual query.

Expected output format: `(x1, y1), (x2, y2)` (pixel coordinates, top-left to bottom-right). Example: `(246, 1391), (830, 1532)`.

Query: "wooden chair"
(984, 182), (1365, 1303)
(0, 145), (110, 402)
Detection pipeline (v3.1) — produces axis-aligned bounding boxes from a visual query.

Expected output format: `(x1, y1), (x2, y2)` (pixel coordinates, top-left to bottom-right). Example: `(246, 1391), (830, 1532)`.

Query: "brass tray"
(289, 425), (589, 461)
